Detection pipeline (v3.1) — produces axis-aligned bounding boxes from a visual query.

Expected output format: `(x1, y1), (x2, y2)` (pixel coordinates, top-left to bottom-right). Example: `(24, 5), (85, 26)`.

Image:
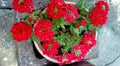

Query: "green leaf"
(23, 16), (33, 26)
(77, 0), (85, 9)
(75, 50), (81, 56)
(42, 13), (48, 19)
(96, 26), (101, 35)
(27, 38), (31, 43)
(60, 23), (65, 29)
(79, 26), (86, 34)
(34, 10), (41, 16)
(81, 9), (88, 15)
(89, 5), (94, 12)
(88, 24), (94, 31)
(23, 15), (29, 22)
(7, 33), (12, 39)
(31, 33), (40, 44)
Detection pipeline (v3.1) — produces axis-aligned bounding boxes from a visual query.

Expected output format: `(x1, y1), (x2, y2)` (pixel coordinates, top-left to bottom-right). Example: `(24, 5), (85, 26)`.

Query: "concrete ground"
(0, 0), (120, 66)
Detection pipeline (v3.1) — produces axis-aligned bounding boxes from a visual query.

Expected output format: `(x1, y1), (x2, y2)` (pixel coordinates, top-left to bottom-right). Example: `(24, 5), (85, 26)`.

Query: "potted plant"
(10, 0), (109, 65)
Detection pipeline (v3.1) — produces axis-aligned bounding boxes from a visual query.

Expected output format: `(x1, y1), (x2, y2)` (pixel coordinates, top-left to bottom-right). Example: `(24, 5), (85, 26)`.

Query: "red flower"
(95, 1), (109, 14)
(65, 53), (77, 64)
(43, 48), (58, 56)
(28, 9), (35, 15)
(80, 20), (87, 26)
(46, 2), (64, 20)
(57, 55), (63, 62)
(10, 22), (32, 42)
(28, 18), (33, 23)
(42, 39), (60, 56)
(81, 32), (96, 47)
(89, 1), (109, 27)
(77, 45), (88, 61)
(12, 0), (34, 13)
(28, 18), (38, 24)
(89, 8), (108, 27)
(34, 20), (54, 41)
(63, 11), (74, 23)
(63, 4), (79, 23)
(73, 44), (80, 50)
(76, 20), (87, 27)
(42, 39), (60, 50)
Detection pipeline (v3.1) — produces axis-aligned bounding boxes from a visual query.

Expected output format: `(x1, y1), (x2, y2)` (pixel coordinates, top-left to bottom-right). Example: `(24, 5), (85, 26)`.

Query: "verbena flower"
(63, 4), (79, 23)
(34, 20), (54, 41)
(42, 39), (60, 56)
(81, 32), (96, 46)
(12, 0), (34, 13)
(76, 20), (87, 27)
(10, 22), (32, 42)
(89, 1), (109, 27)
(46, 2), (64, 20)
(95, 1), (109, 14)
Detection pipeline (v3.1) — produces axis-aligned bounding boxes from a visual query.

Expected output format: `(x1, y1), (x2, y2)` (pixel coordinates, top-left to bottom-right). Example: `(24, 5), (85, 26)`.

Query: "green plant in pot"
(10, 0), (109, 65)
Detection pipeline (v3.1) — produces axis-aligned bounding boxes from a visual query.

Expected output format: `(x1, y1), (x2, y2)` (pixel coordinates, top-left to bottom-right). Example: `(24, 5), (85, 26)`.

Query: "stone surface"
(0, 9), (17, 66)
(0, 0), (12, 8)
(16, 41), (49, 66)
(34, 0), (49, 9)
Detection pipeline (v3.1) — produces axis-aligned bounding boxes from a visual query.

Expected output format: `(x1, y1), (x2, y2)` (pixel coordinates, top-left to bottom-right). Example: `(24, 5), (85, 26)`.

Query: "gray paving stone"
(0, 9), (17, 66)
(0, 0), (12, 8)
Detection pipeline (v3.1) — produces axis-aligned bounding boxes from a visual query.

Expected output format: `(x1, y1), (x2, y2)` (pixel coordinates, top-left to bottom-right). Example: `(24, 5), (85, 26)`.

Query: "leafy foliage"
(31, 33), (40, 44)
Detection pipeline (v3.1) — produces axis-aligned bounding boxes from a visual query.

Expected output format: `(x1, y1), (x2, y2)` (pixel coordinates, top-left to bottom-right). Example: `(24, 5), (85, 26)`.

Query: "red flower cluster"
(63, 4), (79, 23)
(65, 53), (77, 64)
(10, 22), (32, 42)
(89, 1), (109, 27)
(46, 0), (79, 22)
(56, 31), (96, 64)
(12, 0), (34, 13)
(28, 18), (36, 24)
(34, 20), (54, 41)
(72, 32), (96, 62)
(95, 1), (109, 14)
(77, 20), (87, 27)
(56, 53), (77, 64)
(80, 20), (87, 26)
(42, 39), (60, 56)
(81, 32), (96, 46)
(57, 55), (63, 62)
(46, 0), (64, 20)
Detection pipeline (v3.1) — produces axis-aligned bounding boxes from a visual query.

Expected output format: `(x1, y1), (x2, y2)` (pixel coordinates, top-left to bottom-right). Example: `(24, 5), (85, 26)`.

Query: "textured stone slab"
(0, 9), (17, 66)
(16, 42), (49, 66)
(0, 0), (12, 8)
